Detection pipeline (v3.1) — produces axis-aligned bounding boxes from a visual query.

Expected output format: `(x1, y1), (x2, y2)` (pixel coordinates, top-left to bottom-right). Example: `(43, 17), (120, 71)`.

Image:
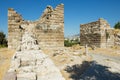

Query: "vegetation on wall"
(0, 31), (7, 48)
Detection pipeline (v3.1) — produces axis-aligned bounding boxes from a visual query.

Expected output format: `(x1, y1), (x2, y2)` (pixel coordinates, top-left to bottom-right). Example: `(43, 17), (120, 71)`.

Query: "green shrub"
(0, 31), (7, 48)
(114, 22), (120, 29)
(64, 40), (72, 47)
(64, 39), (80, 47)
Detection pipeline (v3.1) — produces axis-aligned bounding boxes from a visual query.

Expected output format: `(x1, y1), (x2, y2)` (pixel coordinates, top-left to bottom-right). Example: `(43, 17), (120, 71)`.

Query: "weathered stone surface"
(17, 73), (36, 80)
(80, 18), (119, 48)
(114, 30), (120, 46)
(8, 50), (65, 80)
(6, 28), (65, 80)
(37, 72), (65, 80)
(8, 3), (64, 50)
(20, 31), (40, 51)
(3, 72), (16, 80)
(9, 58), (20, 71)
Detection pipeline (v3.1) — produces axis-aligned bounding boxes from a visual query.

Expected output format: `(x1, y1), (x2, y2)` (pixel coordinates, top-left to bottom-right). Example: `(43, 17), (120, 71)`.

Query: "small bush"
(0, 31), (7, 48)
(64, 40), (73, 47)
(114, 22), (120, 29)
(64, 39), (80, 47)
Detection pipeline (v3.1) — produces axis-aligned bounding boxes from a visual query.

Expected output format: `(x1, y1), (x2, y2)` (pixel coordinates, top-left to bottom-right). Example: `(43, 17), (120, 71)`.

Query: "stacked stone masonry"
(80, 18), (120, 48)
(4, 29), (65, 80)
(8, 4), (64, 50)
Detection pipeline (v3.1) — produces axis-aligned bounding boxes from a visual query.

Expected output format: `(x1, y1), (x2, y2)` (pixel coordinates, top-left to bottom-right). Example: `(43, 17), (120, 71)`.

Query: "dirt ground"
(42, 45), (92, 80)
(0, 45), (120, 80)
(0, 48), (15, 80)
(42, 45), (120, 80)
(89, 46), (120, 57)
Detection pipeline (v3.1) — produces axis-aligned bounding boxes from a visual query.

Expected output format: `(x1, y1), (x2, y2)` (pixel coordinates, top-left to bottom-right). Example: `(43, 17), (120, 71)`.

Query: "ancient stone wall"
(4, 29), (65, 80)
(8, 4), (64, 50)
(114, 29), (120, 46)
(80, 18), (114, 48)
(106, 29), (114, 48)
(80, 20), (101, 47)
(8, 8), (23, 49)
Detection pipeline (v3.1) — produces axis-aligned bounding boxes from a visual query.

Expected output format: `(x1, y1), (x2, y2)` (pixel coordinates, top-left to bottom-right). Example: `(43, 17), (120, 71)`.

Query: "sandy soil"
(0, 45), (120, 80)
(42, 46), (92, 80)
(0, 48), (15, 80)
(89, 46), (120, 57)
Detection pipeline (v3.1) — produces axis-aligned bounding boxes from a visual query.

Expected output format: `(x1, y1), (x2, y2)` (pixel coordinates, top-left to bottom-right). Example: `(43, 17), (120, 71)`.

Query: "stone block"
(3, 72), (16, 80)
(17, 66), (34, 73)
(17, 73), (36, 80)
(10, 58), (20, 70)
(37, 72), (65, 80)
(20, 59), (35, 66)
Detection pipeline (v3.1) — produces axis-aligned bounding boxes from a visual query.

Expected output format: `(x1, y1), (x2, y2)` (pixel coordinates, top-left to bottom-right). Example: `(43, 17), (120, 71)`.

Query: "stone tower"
(80, 18), (114, 48)
(8, 3), (64, 50)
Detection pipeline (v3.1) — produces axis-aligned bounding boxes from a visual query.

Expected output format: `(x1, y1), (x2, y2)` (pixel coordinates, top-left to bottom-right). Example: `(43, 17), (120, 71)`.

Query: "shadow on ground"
(65, 61), (120, 80)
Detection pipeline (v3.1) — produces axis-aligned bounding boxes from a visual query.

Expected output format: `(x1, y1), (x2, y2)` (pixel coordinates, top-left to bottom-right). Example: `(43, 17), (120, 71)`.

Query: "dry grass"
(71, 44), (82, 50)
(89, 47), (120, 57)
(0, 48), (15, 80)
(114, 29), (120, 34)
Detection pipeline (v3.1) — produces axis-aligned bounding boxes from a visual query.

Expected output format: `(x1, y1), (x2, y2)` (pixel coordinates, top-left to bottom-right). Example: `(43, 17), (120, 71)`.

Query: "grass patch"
(0, 45), (7, 49)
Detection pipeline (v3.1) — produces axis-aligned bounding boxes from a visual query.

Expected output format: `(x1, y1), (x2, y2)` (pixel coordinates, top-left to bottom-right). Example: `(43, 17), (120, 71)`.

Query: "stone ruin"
(4, 25), (65, 80)
(80, 18), (120, 48)
(8, 3), (64, 50)
(4, 3), (65, 80)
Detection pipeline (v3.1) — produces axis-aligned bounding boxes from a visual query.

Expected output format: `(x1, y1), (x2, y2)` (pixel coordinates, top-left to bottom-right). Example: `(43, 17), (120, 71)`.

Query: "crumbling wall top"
(8, 3), (64, 50)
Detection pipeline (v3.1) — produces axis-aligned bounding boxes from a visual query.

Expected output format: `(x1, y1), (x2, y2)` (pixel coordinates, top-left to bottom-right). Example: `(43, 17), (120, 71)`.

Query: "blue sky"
(0, 0), (120, 37)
